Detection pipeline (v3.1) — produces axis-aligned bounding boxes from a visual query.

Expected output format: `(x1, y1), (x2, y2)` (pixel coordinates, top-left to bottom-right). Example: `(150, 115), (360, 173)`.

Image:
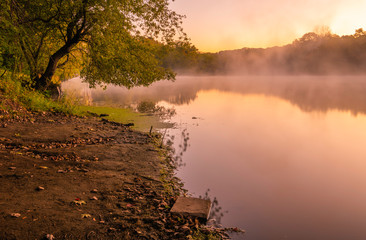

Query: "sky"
(170, 0), (366, 52)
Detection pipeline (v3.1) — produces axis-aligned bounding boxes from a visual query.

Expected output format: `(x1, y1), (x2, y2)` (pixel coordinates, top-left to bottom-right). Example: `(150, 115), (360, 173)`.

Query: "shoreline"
(0, 99), (227, 239)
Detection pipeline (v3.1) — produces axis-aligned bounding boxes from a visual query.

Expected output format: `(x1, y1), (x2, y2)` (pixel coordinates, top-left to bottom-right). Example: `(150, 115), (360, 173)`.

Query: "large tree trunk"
(34, 42), (76, 97)
(33, 7), (87, 96)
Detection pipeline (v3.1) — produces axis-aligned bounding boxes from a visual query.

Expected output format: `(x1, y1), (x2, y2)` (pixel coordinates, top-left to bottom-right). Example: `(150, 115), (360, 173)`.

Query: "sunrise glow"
(171, 0), (366, 52)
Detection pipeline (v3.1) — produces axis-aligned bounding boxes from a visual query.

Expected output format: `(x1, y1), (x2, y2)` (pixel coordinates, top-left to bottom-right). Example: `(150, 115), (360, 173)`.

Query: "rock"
(90, 196), (98, 201)
(170, 197), (211, 220)
(8, 167), (16, 170)
(91, 189), (98, 193)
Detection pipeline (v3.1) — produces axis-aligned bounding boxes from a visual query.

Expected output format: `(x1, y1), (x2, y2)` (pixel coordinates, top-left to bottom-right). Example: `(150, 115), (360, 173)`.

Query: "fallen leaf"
(39, 166), (48, 169)
(10, 213), (21, 218)
(45, 234), (55, 240)
(36, 186), (45, 191)
(73, 200), (86, 205)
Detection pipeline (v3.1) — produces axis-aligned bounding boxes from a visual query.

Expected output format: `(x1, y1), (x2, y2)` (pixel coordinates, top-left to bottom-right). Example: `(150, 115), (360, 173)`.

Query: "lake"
(64, 75), (366, 240)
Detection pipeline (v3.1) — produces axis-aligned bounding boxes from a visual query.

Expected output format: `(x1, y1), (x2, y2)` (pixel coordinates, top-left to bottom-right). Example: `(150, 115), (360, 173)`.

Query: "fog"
(163, 29), (366, 76)
(63, 75), (366, 115)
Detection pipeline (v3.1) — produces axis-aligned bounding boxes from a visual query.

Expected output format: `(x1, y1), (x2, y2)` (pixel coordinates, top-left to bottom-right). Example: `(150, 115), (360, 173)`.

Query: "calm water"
(64, 76), (366, 240)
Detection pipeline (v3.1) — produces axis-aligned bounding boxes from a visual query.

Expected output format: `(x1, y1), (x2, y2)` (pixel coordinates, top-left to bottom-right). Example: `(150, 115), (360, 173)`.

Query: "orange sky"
(170, 0), (366, 52)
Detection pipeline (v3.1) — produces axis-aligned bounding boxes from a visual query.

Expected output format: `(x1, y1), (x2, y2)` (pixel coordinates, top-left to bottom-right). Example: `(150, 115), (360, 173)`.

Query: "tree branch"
(33, 32), (46, 60)
(0, 70), (7, 78)
(57, 54), (69, 68)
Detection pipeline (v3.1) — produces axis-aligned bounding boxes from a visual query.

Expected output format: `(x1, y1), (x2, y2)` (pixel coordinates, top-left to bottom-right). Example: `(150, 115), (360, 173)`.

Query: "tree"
(354, 28), (366, 38)
(0, 0), (187, 93)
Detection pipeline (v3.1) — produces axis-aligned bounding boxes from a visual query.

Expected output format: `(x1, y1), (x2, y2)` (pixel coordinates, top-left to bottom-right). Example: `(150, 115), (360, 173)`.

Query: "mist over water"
(64, 75), (366, 115)
(64, 75), (366, 239)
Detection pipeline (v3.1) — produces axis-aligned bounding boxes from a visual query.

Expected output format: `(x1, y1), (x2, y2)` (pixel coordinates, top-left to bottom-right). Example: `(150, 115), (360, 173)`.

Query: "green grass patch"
(0, 73), (173, 132)
(78, 105), (173, 132)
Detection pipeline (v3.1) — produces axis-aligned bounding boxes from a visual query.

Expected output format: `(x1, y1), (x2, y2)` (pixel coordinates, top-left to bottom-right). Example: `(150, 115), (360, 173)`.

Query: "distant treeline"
(160, 28), (366, 75)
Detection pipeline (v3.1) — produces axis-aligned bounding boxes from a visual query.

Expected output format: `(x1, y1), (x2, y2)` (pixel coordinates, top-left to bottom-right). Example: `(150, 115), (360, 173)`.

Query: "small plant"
(137, 101), (157, 113)
(137, 101), (176, 119)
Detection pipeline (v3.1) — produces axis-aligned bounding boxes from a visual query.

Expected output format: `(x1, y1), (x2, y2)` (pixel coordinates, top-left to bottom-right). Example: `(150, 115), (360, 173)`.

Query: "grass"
(0, 73), (173, 132)
(0, 74), (80, 115)
(78, 105), (173, 132)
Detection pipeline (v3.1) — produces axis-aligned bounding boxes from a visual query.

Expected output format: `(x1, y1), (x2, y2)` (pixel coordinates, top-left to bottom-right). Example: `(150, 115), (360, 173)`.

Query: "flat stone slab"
(170, 197), (211, 219)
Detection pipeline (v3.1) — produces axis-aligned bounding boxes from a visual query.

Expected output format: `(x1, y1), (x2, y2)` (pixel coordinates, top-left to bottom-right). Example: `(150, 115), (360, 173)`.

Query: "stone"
(170, 197), (211, 219)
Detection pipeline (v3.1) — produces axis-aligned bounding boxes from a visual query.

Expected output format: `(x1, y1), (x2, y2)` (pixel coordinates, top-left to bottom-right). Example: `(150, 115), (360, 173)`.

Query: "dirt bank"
(0, 99), (224, 239)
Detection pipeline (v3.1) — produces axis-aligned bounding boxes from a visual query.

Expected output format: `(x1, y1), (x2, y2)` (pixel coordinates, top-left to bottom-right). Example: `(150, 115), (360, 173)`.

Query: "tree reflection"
(136, 101), (176, 119)
(64, 76), (366, 115)
(199, 189), (227, 228)
(165, 128), (190, 169)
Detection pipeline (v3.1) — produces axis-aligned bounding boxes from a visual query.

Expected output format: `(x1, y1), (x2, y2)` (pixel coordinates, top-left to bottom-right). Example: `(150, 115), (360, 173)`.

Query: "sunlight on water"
(161, 90), (366, 240)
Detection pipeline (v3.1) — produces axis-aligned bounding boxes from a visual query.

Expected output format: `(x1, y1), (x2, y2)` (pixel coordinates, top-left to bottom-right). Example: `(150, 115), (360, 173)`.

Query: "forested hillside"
(162, 28), (366, 75)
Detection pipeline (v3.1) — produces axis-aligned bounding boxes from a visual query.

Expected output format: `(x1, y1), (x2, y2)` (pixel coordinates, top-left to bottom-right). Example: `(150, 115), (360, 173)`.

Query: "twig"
(160, 129), (167, 148)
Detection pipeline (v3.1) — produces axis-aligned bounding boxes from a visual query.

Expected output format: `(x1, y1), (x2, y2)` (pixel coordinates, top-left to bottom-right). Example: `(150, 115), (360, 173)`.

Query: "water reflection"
(199, 189), (227, 228)
(164, 90), (366, 240)
(166, 129), (190, 169)
(63, 76), (366, 114)
(63, 76), (366, 239)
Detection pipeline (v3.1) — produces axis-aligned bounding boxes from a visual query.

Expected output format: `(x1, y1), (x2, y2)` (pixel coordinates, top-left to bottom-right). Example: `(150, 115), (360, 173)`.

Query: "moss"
(77, 105), (173, 132)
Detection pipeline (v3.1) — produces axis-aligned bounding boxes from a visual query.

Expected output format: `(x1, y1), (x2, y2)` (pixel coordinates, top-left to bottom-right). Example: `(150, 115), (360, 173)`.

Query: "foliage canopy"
(0, 0), (187, 92)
